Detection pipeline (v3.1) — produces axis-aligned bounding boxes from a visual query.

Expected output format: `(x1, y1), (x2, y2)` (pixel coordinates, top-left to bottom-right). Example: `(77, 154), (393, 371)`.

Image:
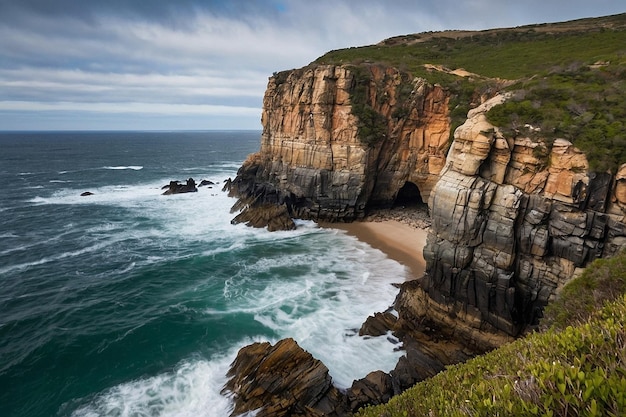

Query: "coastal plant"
(355, 252), (626, 417)
(485, 63), (626, 173)
(348, 65), (388, 148)
(356, 296), (626, 417)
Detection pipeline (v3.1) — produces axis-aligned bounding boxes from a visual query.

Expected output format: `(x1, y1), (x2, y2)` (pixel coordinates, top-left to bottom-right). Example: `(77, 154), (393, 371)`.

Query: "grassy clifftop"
(316, 13), (626, 172)
(356, 251), (626, 417)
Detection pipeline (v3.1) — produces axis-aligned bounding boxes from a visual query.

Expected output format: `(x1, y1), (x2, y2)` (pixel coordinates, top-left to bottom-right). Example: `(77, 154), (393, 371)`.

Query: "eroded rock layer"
(415, 95), (626, 349)
(228, 64), (450, 225)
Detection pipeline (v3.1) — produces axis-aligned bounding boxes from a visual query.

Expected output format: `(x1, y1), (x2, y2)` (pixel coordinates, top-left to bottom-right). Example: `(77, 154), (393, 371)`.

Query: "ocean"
(0, 131), (408, 417)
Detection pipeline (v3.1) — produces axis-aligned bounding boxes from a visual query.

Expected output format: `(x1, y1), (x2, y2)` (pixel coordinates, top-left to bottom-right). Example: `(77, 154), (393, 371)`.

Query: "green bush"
(356, 295), (626, 417)
(485, 63), (626, 173)
(356, 251), (626, 417)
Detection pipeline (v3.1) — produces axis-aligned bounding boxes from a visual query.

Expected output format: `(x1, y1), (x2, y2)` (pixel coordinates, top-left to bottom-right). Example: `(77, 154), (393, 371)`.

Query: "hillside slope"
(357, 250), (626, 417)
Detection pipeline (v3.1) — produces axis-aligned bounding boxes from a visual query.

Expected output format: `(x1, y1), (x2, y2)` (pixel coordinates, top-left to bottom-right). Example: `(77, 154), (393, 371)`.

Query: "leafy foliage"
(486, 64), (626, 172)
(348, 65), (388, 148)
(315, 14), (626, 164)
(356, 298), (626, 417)
(356, 251), (626, 417)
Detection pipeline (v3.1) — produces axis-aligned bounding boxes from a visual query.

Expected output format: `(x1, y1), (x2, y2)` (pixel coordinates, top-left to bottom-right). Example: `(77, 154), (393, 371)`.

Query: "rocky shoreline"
(222, 206), (480, 416)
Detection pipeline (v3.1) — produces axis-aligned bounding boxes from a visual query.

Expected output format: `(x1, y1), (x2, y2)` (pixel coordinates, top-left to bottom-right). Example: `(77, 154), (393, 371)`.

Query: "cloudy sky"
(0, 1), (624, 131)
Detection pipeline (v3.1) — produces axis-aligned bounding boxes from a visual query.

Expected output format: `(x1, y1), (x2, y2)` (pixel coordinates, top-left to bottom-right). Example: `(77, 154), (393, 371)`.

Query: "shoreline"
(322, 212), (429, 280)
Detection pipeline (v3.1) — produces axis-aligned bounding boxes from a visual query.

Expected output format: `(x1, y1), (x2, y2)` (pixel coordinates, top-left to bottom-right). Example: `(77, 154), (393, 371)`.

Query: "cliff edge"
(226, 13), (626, 413)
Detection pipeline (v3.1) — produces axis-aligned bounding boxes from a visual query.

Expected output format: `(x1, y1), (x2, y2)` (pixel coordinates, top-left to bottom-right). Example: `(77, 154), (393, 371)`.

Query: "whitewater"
(0, 131), (408, 417)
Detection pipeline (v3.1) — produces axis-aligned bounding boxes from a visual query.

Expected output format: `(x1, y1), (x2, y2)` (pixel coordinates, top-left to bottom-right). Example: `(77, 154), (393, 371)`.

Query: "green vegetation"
(486, 63), (626, 172)
(356, 251), (626, 417)
(316, 23), (626, 80)
(542, 250), (626, 330)
(349, 65), (388, 148)
(315, 14), (626, 169)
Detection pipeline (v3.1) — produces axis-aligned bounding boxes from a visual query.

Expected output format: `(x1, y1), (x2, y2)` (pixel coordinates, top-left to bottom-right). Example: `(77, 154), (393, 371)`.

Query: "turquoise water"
(0, 131), (407, 417)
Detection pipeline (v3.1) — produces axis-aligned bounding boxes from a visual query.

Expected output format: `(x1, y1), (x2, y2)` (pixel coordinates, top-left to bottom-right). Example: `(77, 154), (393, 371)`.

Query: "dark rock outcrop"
(199, 179), (215, 187)
(162, 178), (198, 195)
(359, 311), (398, 337)
(230, 200), (296, 231)
(223, 338), (348, 417)
(80, 191), (94, 196)
(347, 371), (393, 411)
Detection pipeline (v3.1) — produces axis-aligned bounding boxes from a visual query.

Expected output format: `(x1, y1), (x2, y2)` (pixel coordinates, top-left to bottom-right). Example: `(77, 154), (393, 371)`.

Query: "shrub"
(356, 295), (626, 417)
(356, 251), (626, 417)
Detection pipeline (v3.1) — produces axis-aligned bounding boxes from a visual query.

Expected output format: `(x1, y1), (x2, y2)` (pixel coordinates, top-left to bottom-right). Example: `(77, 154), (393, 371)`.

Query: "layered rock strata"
(228, 64), (450, 225)
(223, 336), (473, 416)
(225, 63), (626, 412)
(414, 95), (626, 349)
(223, 338), (347, 417)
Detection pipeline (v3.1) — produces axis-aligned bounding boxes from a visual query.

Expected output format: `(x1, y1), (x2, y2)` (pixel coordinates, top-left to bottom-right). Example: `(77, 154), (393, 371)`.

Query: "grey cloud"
(1, 0), (624, 130)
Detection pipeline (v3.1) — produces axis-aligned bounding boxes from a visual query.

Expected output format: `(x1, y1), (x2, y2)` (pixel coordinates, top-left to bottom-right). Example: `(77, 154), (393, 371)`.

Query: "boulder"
(223, 338), (348, 417)
(346, 371), (393, 411)
(359, 311), (398, 337)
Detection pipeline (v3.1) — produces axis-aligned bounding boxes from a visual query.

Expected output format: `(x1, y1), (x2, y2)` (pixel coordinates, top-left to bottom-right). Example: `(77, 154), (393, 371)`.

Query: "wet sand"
(327, 220), (428, 280)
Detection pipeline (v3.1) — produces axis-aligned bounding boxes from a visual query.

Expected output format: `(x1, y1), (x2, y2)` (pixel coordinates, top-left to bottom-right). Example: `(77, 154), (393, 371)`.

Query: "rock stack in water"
(162, 178), (198, 195)
(223, 337), (425, 416)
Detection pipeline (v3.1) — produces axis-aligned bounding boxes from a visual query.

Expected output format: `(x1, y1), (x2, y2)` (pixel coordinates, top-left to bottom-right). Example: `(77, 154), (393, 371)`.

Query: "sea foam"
(22, 174), (408, 414)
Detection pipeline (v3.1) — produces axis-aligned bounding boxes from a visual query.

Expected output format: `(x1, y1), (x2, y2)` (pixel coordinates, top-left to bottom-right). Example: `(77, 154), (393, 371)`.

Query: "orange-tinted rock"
(229, 64), (451, 226)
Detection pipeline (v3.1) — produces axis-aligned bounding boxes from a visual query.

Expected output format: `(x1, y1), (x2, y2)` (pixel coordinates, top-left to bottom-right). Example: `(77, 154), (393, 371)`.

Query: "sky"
(0, 1), (624, 131)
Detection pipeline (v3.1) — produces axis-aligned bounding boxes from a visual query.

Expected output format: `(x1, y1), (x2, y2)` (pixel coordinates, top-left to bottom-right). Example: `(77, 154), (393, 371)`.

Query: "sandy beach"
(327, 220), (429, 280)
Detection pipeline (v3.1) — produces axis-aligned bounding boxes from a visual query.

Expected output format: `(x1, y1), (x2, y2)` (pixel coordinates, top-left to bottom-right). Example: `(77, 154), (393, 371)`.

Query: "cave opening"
(393, 181), (425, 208)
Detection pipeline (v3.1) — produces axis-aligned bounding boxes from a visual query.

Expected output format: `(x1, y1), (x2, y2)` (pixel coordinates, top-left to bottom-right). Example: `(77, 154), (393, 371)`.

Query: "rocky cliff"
(228, 64), (450, 224)
(410, 94), (626, 350)
(229, 63), (626, 347)
(225, 61), (626, 412)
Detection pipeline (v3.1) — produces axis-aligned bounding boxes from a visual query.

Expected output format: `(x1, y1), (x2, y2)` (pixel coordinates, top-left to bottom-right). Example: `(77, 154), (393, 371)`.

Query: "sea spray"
(0, 132), (408, 416)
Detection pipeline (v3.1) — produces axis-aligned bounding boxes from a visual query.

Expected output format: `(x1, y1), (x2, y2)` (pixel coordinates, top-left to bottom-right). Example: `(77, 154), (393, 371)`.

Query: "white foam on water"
(214, 228), (408, 389)
(26, 172), (412, 412)
(70, 347), (246, 417)
(102, 166), (144, 170)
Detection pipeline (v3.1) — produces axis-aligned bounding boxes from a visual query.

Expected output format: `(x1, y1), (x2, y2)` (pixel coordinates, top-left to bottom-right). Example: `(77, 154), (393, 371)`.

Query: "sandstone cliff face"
(230, 63), (626, 347)
(411, 95), (626, 349)
(229, 64), (450, 223)
(225, 64), (626, 411)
